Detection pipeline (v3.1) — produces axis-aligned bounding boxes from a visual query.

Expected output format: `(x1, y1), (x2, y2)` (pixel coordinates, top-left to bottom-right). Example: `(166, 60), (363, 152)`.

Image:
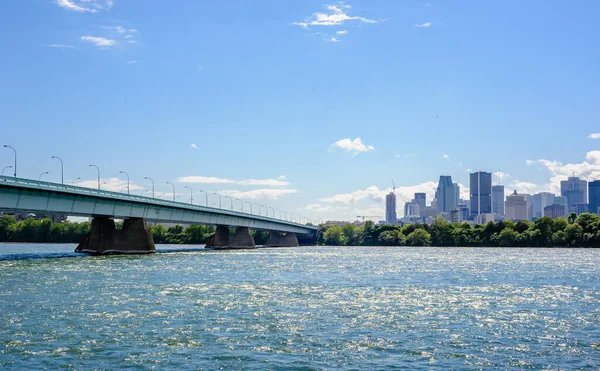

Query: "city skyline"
(2, 1), (600, 221)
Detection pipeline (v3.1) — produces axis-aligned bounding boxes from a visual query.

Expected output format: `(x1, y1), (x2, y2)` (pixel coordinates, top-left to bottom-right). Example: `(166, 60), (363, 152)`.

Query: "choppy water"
(1, 244), (599, 370)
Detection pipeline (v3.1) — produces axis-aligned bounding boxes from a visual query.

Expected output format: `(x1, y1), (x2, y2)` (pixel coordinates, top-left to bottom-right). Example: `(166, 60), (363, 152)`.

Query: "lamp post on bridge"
(268, 206), (274, 218)
(141, 190), (148, 196)
(245, 201), (252, 214)
(51, 156), (64, 184)
(199, 190), (208, 206)
(144, 177), (154, 198)
(2, 166), (12, 176)
(253, 203), (260, 215)
(89, 164), (100, 190)
(213, 193), (222, 208)
(3, 145), (16, 177)
(71, 177), (81, 185)
(236, 198), (242, 212)
(261, 205), (267, 216)
(224, 196), (233, 210)
(119, 171), (130, 194)
(185, 186), (193, 204)
(39, 171), (49, 181)
(166, 181), (175, 201)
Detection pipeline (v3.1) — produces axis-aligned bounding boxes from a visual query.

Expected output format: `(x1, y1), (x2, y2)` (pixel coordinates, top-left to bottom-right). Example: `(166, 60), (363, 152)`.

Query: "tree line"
(318, 213), (600, 247)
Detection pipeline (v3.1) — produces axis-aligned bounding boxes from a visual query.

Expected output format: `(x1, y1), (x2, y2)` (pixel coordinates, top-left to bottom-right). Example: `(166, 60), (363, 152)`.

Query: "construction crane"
(357, 216), (378, 222)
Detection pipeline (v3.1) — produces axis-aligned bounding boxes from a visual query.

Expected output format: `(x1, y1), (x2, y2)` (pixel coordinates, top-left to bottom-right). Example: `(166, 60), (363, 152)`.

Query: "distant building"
(385, 191), (397, 224)
(435, 176), (457, 213)
(404, 202), (420, 218)
(589, 180), (600, 215)
(553, 196), (569, 218)
(476, 213), (495, 225)
(414, 193), (426, 216)
(544, 204), (566, 219)
(470, 171), (492, 218)
(505, 191), (528, 221)
(576, 203), (589, 215)
(453, 183), (460, 206)
(492, 185), (505, 216)
(533, 192), (555, 219)
(561, 176), (587, 214)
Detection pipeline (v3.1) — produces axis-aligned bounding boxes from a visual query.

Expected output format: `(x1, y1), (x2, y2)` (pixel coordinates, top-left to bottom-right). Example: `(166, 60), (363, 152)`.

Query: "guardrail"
(0, 175), (317, 230)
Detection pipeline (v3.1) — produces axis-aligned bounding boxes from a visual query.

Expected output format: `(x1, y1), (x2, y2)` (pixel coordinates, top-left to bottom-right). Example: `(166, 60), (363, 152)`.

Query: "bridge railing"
(0, 175), (316, 229)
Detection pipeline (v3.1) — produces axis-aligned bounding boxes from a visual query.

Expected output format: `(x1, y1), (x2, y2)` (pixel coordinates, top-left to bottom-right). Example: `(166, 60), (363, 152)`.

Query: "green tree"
(491, 228), (519, 247)
(324, 225), (343, 245)
(568, 212), (577, 224)
(378, 229), (403, 246)
(405, 229), (431, 246)
(342, 224), (357, 246)
(564, 223), (583, 246)
(0, 215), (17, 242)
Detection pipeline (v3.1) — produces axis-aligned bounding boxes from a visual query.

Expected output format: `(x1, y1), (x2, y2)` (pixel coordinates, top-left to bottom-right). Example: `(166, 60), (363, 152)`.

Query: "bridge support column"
(205, 226), (255, 249)
(265, 232), (299, 247)
(75, 217), (156, 254)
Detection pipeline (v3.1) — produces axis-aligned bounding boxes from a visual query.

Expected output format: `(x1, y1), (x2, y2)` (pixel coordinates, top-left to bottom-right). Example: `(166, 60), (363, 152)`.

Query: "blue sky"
(1, 0), (600, 221)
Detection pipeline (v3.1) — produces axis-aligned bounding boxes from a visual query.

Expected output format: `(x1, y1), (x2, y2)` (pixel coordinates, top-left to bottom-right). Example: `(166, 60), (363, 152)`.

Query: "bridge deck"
(0, 176), (316, 235)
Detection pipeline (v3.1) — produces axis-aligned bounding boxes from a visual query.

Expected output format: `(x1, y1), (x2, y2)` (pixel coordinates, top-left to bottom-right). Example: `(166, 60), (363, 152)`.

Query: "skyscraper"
(492, 185), (505, 216)
(561, 176), (587, 214)
(435, 176), (456, 213)
(589, 181), (600, 215)
(385, 191), (397, 224)
(414, 193), (426, 216)
(404, 202), (420, 218)
(470, 171), (492, 218)
(505, 191), (527, 221)
(533, 192), (555, 219)
(453, 183), (460, 206)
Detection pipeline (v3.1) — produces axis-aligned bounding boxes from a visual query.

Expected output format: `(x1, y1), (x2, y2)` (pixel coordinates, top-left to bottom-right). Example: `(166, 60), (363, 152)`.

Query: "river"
(1, 244), (599, 369)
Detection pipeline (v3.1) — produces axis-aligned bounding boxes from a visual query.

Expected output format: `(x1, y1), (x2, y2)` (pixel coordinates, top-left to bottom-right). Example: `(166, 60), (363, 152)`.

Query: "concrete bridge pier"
(205, 225), (256, 249)
(75, 217), (156, 254)
(265, 232), (299, 247)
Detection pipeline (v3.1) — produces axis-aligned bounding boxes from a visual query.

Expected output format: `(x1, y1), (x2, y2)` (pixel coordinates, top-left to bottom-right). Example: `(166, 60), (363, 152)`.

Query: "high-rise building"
(553, 196), (569, 218)
(414, 193), (426, 215)
(561, 176), (588, 214)
(589, 181), (600, 215)
(505, 191), (528, 221)
(544, 204), (566, 219)
(492, 185), (505, 216)
(533, 192), (555, 219)
(453, 183), (460, 206)
(524, 194), (534, 221)
(435, 176), (457, 213)
(385, 191), (397, 224)
(404, 202), (420, 218)
(470, 171), (492, 218)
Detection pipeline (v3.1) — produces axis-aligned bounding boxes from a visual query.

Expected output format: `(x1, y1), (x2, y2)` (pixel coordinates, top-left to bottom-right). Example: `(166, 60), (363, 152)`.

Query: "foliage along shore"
(1, 212), (600, 247)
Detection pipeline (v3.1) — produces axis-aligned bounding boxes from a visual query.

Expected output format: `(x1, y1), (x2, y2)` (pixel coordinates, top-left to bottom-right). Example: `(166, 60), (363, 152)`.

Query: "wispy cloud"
(55, 0), (113, 13)
(48, 44), (74, 49)
(177, 176), (291, 187)
(75, 176), (141, 193)
(294, 3), (378, 28)
(190, 143), (197, 149)
(588, 133), (600, 139)
(415, 22), (432, 28)
(493, 171), (510, 183)
(327, 37), (339, 42)
(277, 175), (287, 180)
(330, 138), (374, 156)
(442, 154), (449, 160)
(80, 36), (117, 47)
(127, 60), (138, 64)
(336, 30), (348, 35)
(218, 188), (298, 200)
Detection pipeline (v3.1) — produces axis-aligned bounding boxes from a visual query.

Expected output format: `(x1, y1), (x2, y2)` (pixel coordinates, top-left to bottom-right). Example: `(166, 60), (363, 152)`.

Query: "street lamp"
(141, 190), (148, 196)
(199, 190), (208, 206)
(3, 145), (16, 177)
(144, 177), (154, 198)
(225, 196), (233, 210)
(236, 198), (242, 212)
(119, 171), (130, 194)
(166, 181), (175, 201)
(71, 177), (81, 185)
(245, 201), (252, 214)
(268, 206), (274, 217)
(261, 204), (267, 216)
(253, 203), (260, 215)
(89, 164), (100, 189)
(51, 156), (64, 184)
(213, 193), (222, 208)
(39, 171), (49, 181)
(185, 186), (193, 204)
(2, 165), (12, 176)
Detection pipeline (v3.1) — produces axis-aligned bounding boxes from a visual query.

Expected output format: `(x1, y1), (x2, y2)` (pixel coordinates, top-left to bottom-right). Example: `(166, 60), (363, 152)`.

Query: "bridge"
(0, 176), (318, 254)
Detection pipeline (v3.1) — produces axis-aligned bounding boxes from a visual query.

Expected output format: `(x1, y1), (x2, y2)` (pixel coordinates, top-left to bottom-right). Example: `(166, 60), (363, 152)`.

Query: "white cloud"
(177, 176), (290, 186)
(328, 37), (339, 42)
(525, 160), (534, 166)
(55, 0), (113, 13)
(127, 60), (138, 64)
(75, 177), (142, 193)
(218, 188), (298, 200)
(48, 44), (74, 49)
(277, 175), (287, 180)
(588, 133), (600, 139)
(443, 154), (449, 160)
(330, 137), (374, 156)
(190, 143), (197, 149)
(493, 171), (510, 183)
(80, 36), (117, 47)
(336, 30), (348, 35)
(415, 22), (432, 28)
(294, 3), (378, 32)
